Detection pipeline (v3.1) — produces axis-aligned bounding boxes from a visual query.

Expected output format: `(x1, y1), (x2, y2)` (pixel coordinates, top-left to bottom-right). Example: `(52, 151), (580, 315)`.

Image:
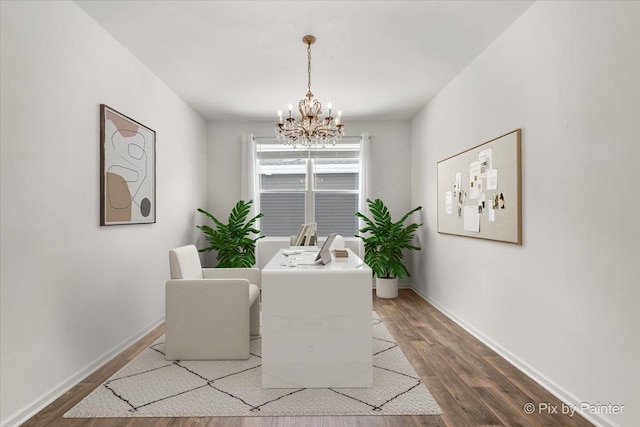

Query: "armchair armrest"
(166, 278), (250, 298)
(202, 268), (261, 287)
(166, 278), (251, 314)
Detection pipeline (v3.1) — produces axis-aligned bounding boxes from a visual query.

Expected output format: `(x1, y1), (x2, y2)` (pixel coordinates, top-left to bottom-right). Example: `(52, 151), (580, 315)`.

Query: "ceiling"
(75, 1), (533, 121)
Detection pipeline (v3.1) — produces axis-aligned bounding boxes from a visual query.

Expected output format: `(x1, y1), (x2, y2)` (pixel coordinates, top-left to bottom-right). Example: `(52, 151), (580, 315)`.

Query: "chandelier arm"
(312, 123), (337, 138)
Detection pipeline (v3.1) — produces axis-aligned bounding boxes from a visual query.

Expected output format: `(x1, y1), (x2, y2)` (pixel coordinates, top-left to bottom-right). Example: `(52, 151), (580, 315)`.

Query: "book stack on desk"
(333, 249), (348, 258)
(292, 223), (317, 246)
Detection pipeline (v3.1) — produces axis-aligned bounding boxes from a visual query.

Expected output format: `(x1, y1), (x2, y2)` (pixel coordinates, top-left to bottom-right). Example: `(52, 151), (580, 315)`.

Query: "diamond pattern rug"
(65, 313), (441, 417)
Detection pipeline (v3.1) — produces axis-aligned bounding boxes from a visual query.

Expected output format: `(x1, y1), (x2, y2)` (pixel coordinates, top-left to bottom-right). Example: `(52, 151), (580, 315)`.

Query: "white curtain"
(240, 134), (259, 219)
(241, 134), (261, 267)
(358, 133), (371, 257)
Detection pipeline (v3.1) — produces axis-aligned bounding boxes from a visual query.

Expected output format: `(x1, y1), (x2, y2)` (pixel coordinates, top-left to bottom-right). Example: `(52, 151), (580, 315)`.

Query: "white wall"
(206, 120), (412, 219)
(205, 120), (416, 278)
(0, 2), (207, 426)
(410, 1), (640, 426)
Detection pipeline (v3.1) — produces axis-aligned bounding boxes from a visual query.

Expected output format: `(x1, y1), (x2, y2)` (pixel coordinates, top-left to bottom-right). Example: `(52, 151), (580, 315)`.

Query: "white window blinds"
(255, 137), (363, 237)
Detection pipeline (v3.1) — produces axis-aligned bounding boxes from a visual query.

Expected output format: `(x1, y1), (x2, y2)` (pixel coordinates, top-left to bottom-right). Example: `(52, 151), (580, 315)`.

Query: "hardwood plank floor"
(20, 290), (593, 426)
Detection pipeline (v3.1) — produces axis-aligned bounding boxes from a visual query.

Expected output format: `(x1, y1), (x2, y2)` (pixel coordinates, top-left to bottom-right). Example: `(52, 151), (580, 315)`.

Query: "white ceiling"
(75, 1), (533, 121)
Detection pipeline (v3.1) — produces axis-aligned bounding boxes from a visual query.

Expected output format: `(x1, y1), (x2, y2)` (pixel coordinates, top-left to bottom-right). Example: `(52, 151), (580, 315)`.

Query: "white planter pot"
(376, 277), (398, 299)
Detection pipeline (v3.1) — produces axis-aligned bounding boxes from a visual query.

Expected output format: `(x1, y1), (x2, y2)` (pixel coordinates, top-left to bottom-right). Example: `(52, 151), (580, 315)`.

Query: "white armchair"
(165, 245), (260, 360)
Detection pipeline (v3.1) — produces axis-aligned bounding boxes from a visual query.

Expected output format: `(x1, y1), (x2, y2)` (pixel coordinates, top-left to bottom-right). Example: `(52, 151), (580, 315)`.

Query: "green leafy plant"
(355, 198), (423, 279)
(196, 200), (264, 268)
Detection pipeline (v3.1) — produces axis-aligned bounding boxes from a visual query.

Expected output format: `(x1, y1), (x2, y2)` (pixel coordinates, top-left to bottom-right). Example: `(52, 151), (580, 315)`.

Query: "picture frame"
(437, 129), (521, 244)
(100, 104), (156, 226)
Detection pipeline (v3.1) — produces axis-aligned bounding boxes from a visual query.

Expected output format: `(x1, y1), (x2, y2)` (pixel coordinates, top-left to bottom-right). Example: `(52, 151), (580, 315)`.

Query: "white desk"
(261, 248), (373, 388)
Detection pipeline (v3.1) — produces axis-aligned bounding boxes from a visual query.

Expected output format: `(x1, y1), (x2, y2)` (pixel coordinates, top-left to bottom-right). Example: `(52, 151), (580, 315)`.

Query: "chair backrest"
(169, 245), (204, 279)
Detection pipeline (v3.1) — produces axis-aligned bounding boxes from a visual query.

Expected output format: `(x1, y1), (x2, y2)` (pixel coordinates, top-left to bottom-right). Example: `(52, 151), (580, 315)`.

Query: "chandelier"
(276, 35), (344, 147)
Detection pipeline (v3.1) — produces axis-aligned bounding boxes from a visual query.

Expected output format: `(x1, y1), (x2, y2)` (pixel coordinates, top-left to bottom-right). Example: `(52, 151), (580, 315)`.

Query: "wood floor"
(22, 290), (593, 427)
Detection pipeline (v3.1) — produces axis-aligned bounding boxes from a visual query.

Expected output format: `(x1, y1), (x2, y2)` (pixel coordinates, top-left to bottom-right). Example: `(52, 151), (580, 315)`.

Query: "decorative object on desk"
(64, 313), (441, 418)
(356, 199), (423, 299)
(329, 234), (346, 251)
(334, 249), (349, 258)
(275, 35), (344, 147)
(196, 200), (264, 268)
(100, 104), (156, 225)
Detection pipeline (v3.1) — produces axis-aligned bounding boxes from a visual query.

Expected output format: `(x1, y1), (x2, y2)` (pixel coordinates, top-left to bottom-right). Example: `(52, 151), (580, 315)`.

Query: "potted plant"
(355, 198), (422, 299)
(196, 200), (264, 268)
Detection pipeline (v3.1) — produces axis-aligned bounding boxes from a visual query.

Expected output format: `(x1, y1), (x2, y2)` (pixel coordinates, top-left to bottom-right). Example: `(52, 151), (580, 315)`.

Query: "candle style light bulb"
(337, 110), (342, 124)
(288, 104), (293, 118)
(278, 110), (283, 124)
(327, 102), (332, 117)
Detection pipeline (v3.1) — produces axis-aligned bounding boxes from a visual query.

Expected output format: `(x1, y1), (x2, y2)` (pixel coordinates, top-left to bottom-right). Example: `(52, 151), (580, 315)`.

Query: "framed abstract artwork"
(100, 104), (156, 225)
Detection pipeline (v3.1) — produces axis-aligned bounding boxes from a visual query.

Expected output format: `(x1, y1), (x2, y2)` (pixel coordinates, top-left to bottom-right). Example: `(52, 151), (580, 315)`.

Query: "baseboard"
(409, 287), (617, 427)
(1, 314), (165, 427)
(372, 285), (412, 289)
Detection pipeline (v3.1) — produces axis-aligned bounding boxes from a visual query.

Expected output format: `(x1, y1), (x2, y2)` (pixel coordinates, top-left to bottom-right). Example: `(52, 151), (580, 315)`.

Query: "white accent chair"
(165, 245), (260, 360)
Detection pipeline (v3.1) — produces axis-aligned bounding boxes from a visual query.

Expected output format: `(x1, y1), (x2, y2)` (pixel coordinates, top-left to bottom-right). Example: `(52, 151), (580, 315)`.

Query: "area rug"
(65, 313), (441, 418)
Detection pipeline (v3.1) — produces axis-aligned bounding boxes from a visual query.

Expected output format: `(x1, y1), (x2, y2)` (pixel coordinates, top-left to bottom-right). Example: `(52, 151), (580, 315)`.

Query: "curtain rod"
(253, 135), (370, 140)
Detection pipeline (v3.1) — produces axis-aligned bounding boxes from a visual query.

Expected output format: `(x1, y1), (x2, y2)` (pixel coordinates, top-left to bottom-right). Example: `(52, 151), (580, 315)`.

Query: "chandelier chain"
(307, 42), (312, 97)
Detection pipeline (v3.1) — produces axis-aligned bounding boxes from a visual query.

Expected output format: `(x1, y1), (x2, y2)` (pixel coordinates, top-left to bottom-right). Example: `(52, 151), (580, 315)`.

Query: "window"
(255, 138), (362, 237)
